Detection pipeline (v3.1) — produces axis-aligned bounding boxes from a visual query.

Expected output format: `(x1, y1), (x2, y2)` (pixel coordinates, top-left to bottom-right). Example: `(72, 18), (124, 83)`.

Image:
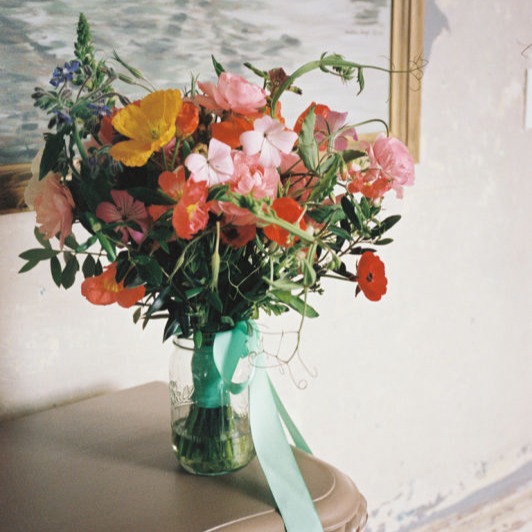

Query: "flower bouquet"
(20, 13), (414, 529)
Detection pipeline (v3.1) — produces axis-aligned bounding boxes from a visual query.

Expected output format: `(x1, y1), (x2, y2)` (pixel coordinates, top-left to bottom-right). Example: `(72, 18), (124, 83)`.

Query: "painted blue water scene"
(0, 0), (390, 165)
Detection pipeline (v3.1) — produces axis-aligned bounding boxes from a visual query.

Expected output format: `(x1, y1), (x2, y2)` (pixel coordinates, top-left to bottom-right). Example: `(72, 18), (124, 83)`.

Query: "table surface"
(0, 382), (367, 532)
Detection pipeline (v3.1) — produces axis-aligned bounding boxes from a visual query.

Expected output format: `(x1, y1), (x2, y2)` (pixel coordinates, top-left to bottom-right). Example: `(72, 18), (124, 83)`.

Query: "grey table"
(0, 382), (367, 531)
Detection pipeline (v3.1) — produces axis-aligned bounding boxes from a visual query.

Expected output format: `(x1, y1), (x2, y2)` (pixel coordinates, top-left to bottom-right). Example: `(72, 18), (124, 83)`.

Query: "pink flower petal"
(257, 140), (282, 168)
(268, 128), (298, 154)
(110, 189), (134, 213)
(185, 153), (209, 182)
(240, 130), (265, 156)
(96, 202), (121, 223)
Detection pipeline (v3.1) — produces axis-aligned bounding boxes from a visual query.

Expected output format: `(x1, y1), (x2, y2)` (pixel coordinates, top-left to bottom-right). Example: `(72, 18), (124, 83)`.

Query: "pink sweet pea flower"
(314, 110), (357, 151)
(240, 116), (298, 168)
(346, 135), (414, 200)
(372, 134), (415, 198)
(96, 190), (150, 244)
(196, 72), (267, 115)
(185, 138), (234, 186)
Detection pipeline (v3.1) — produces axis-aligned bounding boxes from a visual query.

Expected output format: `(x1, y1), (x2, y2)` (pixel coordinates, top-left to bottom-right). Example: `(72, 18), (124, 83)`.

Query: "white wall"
(1, 0), (531, 529)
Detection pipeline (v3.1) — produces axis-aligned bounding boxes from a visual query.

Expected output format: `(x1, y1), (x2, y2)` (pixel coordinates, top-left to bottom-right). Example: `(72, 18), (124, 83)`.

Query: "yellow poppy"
(109, 89), (183, 167)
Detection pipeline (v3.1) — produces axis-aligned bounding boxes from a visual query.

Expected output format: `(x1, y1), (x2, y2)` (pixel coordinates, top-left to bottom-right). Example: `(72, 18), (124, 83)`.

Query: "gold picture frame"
(0, 0), (423, 215)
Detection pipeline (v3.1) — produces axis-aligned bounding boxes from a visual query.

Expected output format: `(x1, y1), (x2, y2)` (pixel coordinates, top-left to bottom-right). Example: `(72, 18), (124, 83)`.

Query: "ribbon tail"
(250, 353), (323, 532)
(269, 379), (312, 455)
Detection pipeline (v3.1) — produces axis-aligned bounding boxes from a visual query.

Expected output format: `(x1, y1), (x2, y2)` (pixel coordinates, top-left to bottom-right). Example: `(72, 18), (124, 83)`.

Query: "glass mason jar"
(169, 332), (255, 475)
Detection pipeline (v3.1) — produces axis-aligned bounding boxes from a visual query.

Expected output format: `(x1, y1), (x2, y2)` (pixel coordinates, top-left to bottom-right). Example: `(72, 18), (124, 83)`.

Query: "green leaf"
(135, 257), (163, 286)
(207, 184), (229, 202)
(310, 153), (341, 201)
(308, 204), (345, 225)
(360, 197), (372, 218)
(40, 132), (64, 179)
(211, 55), (225, 76)
(342, 149), (366, 164)
(50, 255), (62, 287)
(380, 214), (402, 232)
(19, 248), (59, 261)
(220, 315), (235, 328)
(128, 187), (175, 206)
(61, 255), (79, 289)
(132, 306), (142, 324)
(75, 234), (98, 253)
(146, 286), (171, 317)
(97, 234), (116, 261)
(163, 317), (181, 342)
(374, 238), (394, 246)
(115, 254), (131, 283)
(94, 259), (103, 276)
(63, 234), (79, 250)
(182, 140), (192, 160)
(265, 278), (303, 291)
(300, 259), (317, 287)
(328, 225), (353, 241)
(18, 260), (39, 274)
(357, 67), (365, 95)
(33, 227), (51, 249)
(340, 196), (361, 231)
(272, 290), (319, 318)
(185, 287), (203, 299)
(82, 254), (96, 278)
(298, 107), (318, 172)
(370, 215), (402, 239)
(207, 290), (223, 313)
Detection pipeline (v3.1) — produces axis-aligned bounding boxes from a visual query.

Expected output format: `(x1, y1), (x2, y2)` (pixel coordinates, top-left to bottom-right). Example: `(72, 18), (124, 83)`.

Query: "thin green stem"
(270, 56), (393, 115)
(71, 122), (88, 162)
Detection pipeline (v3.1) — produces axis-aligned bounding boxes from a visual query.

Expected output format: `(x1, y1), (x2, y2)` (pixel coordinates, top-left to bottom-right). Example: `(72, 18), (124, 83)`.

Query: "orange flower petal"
(263, 197), (306, 247)
(116, 284), (146, 308)
(212, 115), (253, 148)
(176, 101), (199, 138)
(81, 263), (146, 308)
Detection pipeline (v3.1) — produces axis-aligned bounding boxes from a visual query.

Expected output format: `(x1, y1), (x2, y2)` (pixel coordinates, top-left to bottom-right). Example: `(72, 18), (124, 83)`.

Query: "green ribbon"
(213, 321), (323, 532)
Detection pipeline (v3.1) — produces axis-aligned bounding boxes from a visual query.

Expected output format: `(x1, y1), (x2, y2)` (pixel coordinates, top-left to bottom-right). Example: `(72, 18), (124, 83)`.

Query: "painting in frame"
(0, 0), (423, 214)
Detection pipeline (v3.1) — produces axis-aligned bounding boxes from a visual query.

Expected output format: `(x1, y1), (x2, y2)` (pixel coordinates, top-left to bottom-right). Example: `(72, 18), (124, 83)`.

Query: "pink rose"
(372, 134), (415, 198)
(33, 174), (75, 248)
(346, 135), (414, 200)
(230, 152), (279, 198)
(196, 73), (267, 115)
(24, 150), (75, 248)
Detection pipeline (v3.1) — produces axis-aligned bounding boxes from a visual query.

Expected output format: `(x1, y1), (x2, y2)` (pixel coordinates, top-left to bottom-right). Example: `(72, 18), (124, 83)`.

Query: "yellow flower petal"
(141, 89), (182, 127)
(110, 89), (183, 167)
(112, 103), (149, 141)
(109, 139), (154, 167)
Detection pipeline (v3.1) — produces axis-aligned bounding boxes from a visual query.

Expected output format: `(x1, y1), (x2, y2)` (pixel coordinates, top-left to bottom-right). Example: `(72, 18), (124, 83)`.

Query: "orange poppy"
(211, 114), (253, 148)
(263, 197), (307, 247)
(220, 223), (256, 249)
(81, 263), (146, 308)
(356, 251), (387, 302)
(148, 167), (186, 221)
(175, 101), (199, 138)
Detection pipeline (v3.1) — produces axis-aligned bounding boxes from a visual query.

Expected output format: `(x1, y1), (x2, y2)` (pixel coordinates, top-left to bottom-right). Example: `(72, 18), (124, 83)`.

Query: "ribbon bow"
(213, 320), (323, 532)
